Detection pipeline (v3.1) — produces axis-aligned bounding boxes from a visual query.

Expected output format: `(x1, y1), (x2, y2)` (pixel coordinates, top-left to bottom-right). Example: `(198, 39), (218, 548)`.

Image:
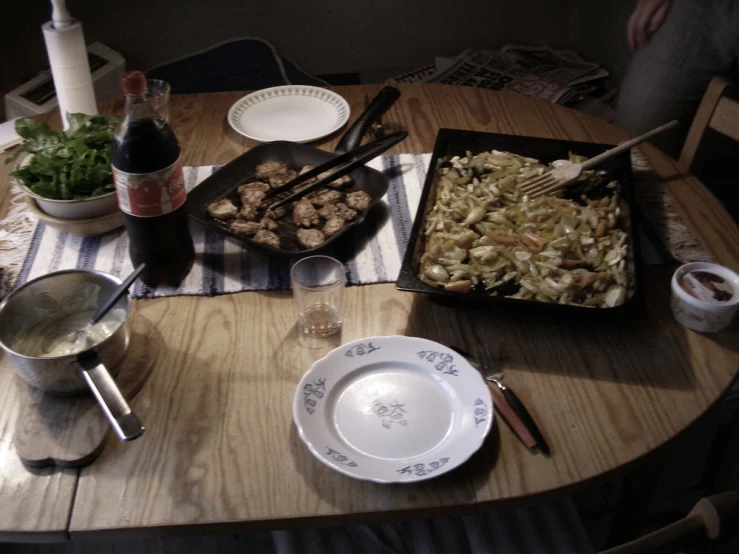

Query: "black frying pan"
(187, 86), (402, 255)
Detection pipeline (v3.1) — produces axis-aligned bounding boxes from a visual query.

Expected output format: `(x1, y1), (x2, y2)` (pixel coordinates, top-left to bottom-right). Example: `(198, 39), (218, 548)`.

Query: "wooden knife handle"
(502, 387), (550, 456)
(488, 385), (537, 450)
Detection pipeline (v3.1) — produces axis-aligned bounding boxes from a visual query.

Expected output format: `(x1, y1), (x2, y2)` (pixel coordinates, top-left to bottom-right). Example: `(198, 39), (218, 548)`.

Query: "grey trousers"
(613, 0), (739, 158)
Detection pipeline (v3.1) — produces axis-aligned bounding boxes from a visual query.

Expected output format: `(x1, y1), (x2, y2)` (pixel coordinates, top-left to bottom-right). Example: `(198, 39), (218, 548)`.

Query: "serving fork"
(518, 119), (679, 198)
(475, 345), (550, 456)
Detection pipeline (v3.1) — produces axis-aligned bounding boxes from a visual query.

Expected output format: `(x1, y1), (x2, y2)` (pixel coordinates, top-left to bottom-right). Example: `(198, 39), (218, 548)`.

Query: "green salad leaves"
(6, 113), (120, 201)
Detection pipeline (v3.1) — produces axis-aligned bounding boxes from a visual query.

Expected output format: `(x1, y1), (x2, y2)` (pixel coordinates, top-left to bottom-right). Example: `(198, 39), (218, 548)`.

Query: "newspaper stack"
(386, 45), (614, 107)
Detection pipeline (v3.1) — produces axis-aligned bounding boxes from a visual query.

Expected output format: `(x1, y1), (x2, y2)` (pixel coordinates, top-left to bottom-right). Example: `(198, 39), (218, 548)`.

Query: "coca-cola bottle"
(111, 71), (195, 287)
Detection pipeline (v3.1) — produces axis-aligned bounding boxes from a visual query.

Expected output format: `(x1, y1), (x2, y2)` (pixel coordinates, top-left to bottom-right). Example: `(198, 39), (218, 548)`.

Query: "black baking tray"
(186, 141), (390, 256)
(396, 128), (646, 319)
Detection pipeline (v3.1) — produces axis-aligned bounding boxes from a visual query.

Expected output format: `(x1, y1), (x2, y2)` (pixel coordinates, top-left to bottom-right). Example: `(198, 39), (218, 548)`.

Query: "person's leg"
(614, 0), (738, 158)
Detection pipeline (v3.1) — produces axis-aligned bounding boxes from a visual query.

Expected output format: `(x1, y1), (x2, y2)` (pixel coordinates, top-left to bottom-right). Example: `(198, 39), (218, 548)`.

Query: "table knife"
(475, 346), (551, 457)
(451, 346), (538, 452)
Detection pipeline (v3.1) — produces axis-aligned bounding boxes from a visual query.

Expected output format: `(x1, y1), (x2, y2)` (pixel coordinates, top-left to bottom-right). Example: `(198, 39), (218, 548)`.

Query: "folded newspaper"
(387, 45), (612, 107)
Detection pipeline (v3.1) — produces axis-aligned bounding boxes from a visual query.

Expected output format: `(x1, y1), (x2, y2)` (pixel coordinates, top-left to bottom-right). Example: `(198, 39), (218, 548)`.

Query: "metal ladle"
(72, 263), (146, 348)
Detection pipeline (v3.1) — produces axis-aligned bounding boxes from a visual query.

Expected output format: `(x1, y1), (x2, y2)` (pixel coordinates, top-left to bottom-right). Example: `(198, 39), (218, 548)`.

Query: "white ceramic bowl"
(15, 154), (119, 221)
(20, 185), (119, 220)
(671, 262), (739, 333)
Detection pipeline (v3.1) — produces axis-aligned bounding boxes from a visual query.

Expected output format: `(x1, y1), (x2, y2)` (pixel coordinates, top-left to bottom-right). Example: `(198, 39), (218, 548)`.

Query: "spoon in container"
(71, 263), (146, 348)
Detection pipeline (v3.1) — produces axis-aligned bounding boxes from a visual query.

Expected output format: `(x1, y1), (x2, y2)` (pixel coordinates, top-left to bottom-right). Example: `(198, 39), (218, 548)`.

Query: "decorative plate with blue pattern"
(227, 85), (350, 143)
(293, 336), (494, 483)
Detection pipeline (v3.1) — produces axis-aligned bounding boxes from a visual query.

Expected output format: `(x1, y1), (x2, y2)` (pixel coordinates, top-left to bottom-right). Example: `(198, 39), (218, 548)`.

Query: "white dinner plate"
(227, 85), (350, 143)
(293, 336), (493, 483)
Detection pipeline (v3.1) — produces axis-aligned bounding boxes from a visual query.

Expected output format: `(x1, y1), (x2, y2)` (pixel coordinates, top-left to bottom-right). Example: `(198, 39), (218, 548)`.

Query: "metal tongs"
(262, 130), (408, 211)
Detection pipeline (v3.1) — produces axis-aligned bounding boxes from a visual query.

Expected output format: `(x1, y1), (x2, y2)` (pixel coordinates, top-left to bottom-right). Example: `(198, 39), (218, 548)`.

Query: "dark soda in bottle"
(111, 71), (195, 287)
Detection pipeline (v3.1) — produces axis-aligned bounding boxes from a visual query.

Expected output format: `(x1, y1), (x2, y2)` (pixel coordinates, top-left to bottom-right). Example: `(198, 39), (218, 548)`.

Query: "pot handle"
(333, 86), (401, 154)
(78, 354), (145, 442)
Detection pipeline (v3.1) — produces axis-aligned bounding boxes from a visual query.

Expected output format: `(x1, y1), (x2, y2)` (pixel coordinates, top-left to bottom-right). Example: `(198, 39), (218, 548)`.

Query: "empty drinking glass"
(290, 256), (346, 336)
(147, 79), (171, 122)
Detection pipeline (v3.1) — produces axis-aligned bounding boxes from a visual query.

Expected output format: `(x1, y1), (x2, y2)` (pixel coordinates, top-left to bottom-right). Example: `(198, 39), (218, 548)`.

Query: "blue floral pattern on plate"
(473, 398), (488, 428)
(345, 342), (381, 357)
(325, 447), (358, 467)
(372, 400), (408, 429)
(397, 457), (450, 477)
(303, 378), (326, 415)
(417, 350), (459, 376)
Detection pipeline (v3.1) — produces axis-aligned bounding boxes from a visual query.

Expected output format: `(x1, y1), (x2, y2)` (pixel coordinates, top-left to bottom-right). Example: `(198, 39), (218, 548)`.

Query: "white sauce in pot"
(13, 309), (126, 358)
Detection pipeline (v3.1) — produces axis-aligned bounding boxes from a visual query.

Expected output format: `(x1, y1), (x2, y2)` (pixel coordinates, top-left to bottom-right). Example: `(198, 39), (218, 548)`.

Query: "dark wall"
(0, 0), (633, 89)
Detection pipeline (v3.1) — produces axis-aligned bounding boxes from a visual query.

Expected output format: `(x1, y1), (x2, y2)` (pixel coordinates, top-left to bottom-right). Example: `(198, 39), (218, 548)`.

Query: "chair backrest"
(679, 76), (739, 171)
(598, 490), (738, 554)
(145, 37), (327, 94)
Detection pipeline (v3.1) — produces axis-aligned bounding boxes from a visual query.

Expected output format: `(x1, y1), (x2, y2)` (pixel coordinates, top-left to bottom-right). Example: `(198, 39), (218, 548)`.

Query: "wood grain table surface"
(0, 84), (737, 542)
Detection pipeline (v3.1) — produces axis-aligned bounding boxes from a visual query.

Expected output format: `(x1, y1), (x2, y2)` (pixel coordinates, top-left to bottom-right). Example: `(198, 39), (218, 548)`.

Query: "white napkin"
(0, 118), (22, 153)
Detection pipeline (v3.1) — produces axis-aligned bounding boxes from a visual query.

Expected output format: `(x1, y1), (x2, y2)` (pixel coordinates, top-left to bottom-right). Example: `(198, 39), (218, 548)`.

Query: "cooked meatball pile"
(206, 161), (372, 250)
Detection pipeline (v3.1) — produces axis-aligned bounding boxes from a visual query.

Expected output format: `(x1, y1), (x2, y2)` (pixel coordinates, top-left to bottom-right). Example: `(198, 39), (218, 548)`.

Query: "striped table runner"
(10, 154), (430, 298)
(4, 151), (711, 299)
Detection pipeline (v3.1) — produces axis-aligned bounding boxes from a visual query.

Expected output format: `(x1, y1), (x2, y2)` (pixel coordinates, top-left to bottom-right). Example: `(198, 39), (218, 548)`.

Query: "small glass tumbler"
(290, 256), (346, 336)
(147, 79), (171, 122)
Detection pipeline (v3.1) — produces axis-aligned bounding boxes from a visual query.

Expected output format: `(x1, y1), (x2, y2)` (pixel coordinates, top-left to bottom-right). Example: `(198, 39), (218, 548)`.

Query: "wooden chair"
(597, 490), (738, 554)
(604, 77), (739, 545)
(679, 76), (739, 170)
(677, 74), (739, 494)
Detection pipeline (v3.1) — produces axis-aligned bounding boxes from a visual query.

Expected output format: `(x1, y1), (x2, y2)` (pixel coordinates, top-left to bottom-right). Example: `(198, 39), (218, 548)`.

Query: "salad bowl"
(8, 114), (121, 221)
(18, 168), (119, 220)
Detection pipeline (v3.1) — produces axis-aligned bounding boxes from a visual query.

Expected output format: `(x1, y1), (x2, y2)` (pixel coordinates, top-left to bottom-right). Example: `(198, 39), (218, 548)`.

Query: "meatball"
(259, 216), (279, 231)
(346, 191), (371, 211)
(240, 188), (266, 207)
(253, 229), (281, 249)
(239, 204), (259, 221)
(254, 162), (288, 180)
(237, 181), (270, 194)
(207, 198), (238, 220)
(323, 217), (346, 237)
(317, 203), (338, 219)
(297, 228), (326, 249)
(268, 169), (298, 188)
(310, 189), (343, 207)
(265, 206), (287, 219)
(334, 202), (358, 221)
(230, 220), (260, 236)
(293, 198), (320, 228)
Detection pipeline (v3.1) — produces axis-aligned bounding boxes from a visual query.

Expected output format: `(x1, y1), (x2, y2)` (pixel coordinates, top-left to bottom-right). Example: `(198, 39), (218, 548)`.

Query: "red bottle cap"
(121, 71), (147, 96)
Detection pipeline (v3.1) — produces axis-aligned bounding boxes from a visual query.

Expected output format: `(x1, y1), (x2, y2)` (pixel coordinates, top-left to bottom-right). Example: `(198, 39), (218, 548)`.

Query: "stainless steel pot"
(0, 269), (145, 441)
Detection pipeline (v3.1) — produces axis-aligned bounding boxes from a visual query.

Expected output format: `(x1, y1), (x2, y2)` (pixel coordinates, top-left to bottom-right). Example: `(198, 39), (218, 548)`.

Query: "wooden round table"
(0, 84), (737, 542)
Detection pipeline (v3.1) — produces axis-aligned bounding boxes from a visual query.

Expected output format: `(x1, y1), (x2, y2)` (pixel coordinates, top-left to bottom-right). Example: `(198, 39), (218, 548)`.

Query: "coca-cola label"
(112, 159), (186, 217)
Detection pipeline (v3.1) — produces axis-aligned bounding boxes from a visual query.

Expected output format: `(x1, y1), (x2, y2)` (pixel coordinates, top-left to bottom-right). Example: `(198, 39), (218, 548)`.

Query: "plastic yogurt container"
(671, 262), (739, 333)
